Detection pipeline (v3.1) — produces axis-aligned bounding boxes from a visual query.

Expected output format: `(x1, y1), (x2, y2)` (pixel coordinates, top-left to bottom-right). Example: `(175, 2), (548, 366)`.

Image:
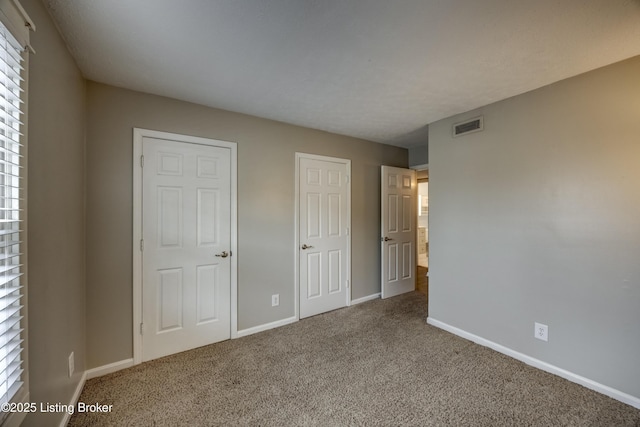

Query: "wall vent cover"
(453, 116), (483, 137)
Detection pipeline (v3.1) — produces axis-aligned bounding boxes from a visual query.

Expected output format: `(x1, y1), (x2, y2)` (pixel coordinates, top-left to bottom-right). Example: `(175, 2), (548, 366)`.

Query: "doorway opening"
(416, 168), (428, 298)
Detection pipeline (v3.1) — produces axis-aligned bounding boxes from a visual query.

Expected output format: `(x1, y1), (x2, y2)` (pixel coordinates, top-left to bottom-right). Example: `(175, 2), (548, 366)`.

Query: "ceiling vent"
(453, 116), (483, 137)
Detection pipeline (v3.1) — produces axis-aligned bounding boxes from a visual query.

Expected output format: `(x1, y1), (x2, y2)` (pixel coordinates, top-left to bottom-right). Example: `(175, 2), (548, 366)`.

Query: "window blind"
(0, 20), (24, 406)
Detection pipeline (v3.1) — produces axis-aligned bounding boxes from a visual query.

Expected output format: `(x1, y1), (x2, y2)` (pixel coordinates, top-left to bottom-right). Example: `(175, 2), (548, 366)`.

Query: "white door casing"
(297, 154), (351, 319)
(133, 129), (237, 364)
(381, 166), (417, 298)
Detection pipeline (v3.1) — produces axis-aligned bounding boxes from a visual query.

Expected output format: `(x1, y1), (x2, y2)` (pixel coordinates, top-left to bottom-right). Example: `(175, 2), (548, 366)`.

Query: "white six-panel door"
(298, 155), (350, 319)
(381, 166), (417, 298)
(141, 136), (232, 362)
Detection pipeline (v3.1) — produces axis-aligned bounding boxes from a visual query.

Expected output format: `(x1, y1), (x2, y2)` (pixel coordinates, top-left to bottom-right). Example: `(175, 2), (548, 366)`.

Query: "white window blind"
(0, 20), (24, 406)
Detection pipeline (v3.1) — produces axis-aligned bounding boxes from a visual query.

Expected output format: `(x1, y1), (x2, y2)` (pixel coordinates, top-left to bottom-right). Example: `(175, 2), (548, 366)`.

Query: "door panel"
(389, 195), (398, 232)
(196, 189), (218, 246)
(328, 250), (341, 294)
(158, 268), (183, 331)
(158, 187), (182, 247)
(328, 194), (341, 236)
(388, 243), (398, 282)
(196, 264), (218, 324)
(142, 137), (231, 361)
(402, 195), (412, 231)
(402, 242), (412, 278)
(299, 156), (350, 318)
(307, 193), (321, 238)
(307, 252), (322, 298)
(381, 166), (417, 298)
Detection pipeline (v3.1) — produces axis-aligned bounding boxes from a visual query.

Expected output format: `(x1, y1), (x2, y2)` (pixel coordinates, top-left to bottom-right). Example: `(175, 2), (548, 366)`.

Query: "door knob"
(215, 251), (229, 258)
(301, 244), (314, 250)
(383, 237), (393, 241)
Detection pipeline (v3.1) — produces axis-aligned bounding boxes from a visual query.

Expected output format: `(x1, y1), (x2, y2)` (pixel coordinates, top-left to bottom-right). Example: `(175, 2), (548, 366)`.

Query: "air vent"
(453, 116), (483, 137)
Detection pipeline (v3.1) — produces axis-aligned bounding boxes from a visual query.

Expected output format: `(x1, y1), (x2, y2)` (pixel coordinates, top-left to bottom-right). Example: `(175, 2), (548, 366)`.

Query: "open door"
(381, 166), (417, 298)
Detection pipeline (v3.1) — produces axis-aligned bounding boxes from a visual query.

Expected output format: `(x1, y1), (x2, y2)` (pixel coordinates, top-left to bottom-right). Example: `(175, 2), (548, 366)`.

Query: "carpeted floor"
(417, 266), (428, 298)
(70, 292), (640, 426)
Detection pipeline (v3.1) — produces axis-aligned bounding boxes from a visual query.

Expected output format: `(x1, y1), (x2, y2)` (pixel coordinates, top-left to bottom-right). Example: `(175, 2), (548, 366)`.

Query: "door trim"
(132, 128), (238, 365)
(294, 153), (352, 320)
(411, 163), (429, 171)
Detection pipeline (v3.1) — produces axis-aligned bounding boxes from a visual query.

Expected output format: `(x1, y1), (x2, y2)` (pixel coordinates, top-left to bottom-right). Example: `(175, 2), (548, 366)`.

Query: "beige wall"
(429, 56), (640, 399)
(23, 0), (86, 425)
(85, 82), (407, 368)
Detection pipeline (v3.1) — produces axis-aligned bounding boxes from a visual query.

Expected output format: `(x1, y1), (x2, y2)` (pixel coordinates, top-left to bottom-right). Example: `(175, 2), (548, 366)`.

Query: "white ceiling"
(44, 0), (640, 148)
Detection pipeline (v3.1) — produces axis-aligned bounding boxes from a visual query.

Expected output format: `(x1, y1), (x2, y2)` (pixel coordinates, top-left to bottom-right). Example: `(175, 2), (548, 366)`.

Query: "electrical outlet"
(271, 294), (279, 307)
(534, 322), (548, 342)
(68, 352), (75, 378)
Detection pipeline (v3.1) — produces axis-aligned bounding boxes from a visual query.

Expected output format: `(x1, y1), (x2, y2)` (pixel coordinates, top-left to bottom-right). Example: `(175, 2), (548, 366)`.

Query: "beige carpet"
(70, 292), (640, 426)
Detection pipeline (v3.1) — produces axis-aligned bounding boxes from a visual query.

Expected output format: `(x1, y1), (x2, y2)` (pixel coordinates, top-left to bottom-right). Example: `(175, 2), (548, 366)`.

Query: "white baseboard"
(351, 293), (380, 305)
(86, 358), (135, 380)
(427, 317), (640, 410)
(60, 371), (87, 427)
(237, 294), (381, 338)
(236, 316), (297, 338)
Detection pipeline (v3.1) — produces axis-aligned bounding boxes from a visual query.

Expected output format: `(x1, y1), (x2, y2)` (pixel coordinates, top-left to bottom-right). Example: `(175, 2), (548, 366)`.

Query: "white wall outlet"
(68, 352), (75, 378)
(534, 322), (549, 342)
(271, 294), (279, 307)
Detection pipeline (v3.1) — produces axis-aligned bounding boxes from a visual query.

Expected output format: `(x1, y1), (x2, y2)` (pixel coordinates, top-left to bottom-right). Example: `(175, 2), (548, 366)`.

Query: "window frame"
(0, 2), (33, 425)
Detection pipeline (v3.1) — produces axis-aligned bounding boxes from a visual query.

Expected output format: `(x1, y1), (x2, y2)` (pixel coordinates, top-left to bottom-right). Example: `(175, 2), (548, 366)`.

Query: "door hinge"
(346, 175), (350, 183)
(346, 228), (350, 236)
(140, 239), (144, 251)
(346, 280), (350, 288)
(140, 323), (144, 335)
(140, 155), (144, 168)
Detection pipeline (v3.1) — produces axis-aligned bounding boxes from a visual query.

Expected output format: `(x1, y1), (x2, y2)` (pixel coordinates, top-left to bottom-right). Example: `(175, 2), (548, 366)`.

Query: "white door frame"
(132, 128), (238, 365)
(294, 152), (352, 320)
(413, 164), (429, 273)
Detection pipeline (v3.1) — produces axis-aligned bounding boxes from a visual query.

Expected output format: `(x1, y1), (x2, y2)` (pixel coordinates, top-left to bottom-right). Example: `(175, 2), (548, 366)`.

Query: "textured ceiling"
(44, 0), (640, 148)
